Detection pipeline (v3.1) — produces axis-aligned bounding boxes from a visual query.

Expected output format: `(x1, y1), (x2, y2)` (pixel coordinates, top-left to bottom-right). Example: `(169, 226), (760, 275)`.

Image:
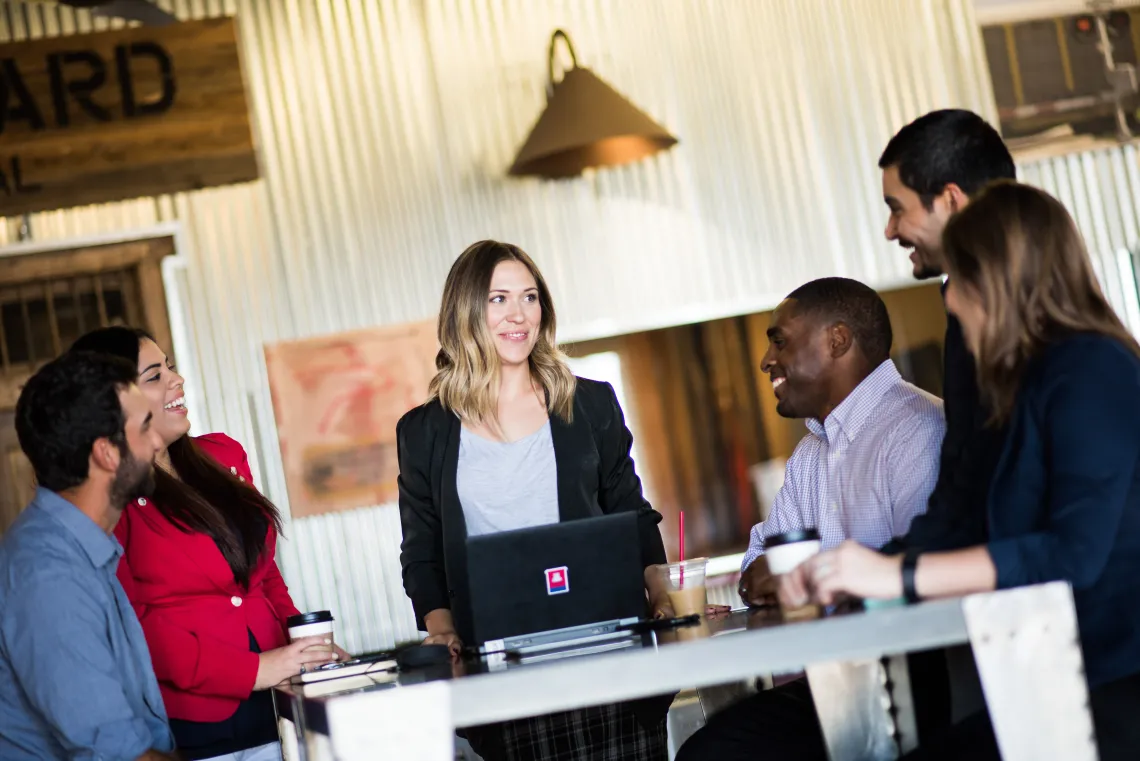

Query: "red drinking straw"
(679, 511), (685, 589)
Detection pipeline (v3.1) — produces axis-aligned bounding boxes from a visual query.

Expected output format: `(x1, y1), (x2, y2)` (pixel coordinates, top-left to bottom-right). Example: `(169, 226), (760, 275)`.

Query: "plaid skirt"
(464, 702), (669, 761)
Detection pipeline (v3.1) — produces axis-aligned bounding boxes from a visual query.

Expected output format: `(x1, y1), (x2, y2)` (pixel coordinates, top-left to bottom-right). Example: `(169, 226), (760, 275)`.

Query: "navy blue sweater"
(987, 334), (1140, 687)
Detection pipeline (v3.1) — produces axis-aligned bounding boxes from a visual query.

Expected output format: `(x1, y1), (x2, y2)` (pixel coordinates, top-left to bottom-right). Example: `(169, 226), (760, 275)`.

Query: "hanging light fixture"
(508, 29), (679, 179)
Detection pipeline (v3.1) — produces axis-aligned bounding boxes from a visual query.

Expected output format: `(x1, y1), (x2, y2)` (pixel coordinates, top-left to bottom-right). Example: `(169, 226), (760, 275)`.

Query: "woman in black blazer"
(777, 182), (1140, 761)
(397, 240), (672, 760)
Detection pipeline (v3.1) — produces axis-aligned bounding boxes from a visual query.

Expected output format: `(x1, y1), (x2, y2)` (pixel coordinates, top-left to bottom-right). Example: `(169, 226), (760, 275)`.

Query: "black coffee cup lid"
(287, 610), (334, 628)
(766, 529), (820, 549)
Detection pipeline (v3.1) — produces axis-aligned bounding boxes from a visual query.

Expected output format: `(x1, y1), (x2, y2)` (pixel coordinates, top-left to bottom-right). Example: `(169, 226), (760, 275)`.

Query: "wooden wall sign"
(0, 17), (258, 216)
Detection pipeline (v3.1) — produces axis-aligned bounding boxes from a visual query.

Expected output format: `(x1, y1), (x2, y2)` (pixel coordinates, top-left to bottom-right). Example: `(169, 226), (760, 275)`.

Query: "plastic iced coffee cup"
(287, 610), (335, 652)
(663, 558), (708, 617)
(765, 529), (822, 620)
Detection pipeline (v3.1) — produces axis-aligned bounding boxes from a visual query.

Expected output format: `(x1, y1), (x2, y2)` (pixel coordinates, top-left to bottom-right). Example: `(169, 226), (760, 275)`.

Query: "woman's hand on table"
(778, 540), (903, 608)
(644, 564), (674, 619)
(705, 604), (732, 620)
(331, 643), (352, 662)
(254, 636), (336, 689)
(423, 608), (464, 658)
(423, 630), (463, 657)
(651, 596), (676, 620)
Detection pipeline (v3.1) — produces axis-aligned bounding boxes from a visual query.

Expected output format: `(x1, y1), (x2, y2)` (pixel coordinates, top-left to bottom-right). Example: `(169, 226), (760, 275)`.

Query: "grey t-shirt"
(457, 421), (559, 537)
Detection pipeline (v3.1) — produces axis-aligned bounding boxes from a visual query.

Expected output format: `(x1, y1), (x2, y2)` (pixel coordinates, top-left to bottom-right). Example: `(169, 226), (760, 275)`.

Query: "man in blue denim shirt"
(0, 351), (176, 761)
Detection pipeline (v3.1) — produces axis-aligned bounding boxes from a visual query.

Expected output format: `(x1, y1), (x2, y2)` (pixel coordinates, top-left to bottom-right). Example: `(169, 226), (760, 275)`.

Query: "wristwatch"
(901, 549), (921, 605)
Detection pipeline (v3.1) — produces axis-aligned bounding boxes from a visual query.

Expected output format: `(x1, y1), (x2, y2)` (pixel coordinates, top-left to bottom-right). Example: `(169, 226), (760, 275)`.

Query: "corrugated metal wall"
(5, 0), (1132, 653)
(1021, 144), (1140, 338)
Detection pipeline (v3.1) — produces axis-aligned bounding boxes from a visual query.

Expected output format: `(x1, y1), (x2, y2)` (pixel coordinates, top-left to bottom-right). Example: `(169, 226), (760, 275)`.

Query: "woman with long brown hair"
(70, 327), (349, 761)
(776, 181), (1140, 760)
(398, 240), (673, 760)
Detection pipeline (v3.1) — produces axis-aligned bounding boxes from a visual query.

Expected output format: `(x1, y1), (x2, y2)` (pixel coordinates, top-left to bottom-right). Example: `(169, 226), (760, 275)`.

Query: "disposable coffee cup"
(662, 558), (709, 617)
(764, 530), (822, 620)
(287, 611), (334, 651)
(765, 529), (821, 575)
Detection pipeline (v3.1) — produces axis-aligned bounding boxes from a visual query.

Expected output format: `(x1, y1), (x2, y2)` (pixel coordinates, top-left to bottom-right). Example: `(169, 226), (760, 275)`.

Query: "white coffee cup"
(287, 610), (334, 651)
(764, 529), (822, 576)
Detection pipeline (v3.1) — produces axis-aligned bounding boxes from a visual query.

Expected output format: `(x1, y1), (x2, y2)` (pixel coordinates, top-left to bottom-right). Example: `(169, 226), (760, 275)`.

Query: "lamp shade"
(509, 31), (679, 179)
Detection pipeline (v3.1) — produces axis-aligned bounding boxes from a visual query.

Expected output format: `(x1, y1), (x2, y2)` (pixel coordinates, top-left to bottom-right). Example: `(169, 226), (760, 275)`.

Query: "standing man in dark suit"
(678, 109), (1017, 761)
(877, 108), (1016, 555)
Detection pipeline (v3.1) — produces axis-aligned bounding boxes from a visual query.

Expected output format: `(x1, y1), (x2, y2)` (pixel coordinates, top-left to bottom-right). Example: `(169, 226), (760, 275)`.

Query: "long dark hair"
(942, 181), (1140, 424)
(70, 327), (283, 587)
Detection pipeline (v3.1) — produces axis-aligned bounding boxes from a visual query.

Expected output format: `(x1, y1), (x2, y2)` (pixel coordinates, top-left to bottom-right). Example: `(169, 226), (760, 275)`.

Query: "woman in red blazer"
(72, 327), (348, 761)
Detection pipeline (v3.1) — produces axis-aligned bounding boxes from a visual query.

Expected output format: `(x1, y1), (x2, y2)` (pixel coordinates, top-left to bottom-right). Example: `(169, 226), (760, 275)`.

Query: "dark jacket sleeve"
(989, 344), (1140, 589)
(585, 380), (668, 568)
(396, 406), (450, 629)
(882, 313), (1002, 554)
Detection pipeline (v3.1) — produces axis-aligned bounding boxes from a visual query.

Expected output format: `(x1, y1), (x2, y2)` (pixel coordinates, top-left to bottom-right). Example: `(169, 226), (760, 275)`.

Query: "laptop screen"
(465, 512), (646, 645)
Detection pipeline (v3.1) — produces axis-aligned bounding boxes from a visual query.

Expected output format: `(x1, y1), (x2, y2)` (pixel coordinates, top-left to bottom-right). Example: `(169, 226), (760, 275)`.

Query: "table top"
(276, 596), (972, 730)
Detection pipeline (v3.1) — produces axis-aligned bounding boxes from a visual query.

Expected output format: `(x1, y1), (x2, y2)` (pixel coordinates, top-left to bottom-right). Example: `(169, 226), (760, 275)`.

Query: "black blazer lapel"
(549, 400), (602, 523)
(437, 413), (479, 642)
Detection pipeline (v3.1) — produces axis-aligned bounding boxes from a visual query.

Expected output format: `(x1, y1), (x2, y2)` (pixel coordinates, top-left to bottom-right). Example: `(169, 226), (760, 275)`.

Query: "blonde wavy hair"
(429, 240), (577, 428)
(942, 180), (1140, 424)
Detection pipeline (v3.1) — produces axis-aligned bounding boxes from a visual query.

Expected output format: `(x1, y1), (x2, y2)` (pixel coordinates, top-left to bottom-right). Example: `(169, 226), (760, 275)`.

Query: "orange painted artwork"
(264, 319), (438, 518)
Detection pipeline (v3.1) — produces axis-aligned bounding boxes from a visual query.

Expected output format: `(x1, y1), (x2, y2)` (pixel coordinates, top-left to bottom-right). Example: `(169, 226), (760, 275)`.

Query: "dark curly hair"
(785, 277), (893, 366)
(879, 109), (1016, 209)
(16, 351), (138, 492)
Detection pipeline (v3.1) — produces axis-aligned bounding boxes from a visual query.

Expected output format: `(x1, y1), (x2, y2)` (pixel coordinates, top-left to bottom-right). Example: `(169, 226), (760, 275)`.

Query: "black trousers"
(679, 653), (1140, 761)
(676, 649), (951, 761)
(901, 669), (1140, 761)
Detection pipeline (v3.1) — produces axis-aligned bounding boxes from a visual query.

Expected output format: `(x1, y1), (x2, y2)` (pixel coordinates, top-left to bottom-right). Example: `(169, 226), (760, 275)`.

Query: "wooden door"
(0, 236), (174, 531)
(0, 410), (33, 533)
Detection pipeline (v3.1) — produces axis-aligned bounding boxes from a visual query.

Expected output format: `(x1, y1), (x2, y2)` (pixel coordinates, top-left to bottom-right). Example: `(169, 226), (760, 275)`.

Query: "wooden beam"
(0, 239), (169, 281)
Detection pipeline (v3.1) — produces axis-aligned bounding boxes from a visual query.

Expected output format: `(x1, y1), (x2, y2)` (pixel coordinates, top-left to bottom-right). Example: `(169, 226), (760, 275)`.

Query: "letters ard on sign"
(0, 43), (175, 197)
(0, 42), (176, 134)
(0, 18), (258, 216)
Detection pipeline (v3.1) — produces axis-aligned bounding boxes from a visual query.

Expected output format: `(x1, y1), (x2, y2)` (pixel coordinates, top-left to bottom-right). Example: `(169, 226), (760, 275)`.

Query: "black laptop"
(466, 512), (647, 654)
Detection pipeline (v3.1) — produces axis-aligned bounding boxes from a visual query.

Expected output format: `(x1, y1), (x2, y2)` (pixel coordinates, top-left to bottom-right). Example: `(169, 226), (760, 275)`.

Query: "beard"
(913, 260), (943, 280)
(109, 449), (156, 510)
(898, 234), (945, 281)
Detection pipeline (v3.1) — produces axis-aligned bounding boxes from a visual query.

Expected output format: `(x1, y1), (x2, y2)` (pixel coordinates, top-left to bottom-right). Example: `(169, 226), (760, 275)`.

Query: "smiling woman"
(68, 327), (350, 761)
(397, 240), (673, 760)
(429, 240), (576, 442)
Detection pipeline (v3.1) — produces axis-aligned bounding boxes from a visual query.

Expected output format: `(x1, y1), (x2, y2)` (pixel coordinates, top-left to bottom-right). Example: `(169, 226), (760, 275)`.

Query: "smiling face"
(761, 299), (835, 420)
(136, 338), (191, 447)
(882, 164), (957, 280)
(486, 260), (542, 368)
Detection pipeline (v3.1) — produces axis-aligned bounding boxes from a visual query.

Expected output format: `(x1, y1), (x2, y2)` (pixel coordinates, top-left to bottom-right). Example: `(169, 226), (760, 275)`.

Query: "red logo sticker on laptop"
(545, 566), (569, 595)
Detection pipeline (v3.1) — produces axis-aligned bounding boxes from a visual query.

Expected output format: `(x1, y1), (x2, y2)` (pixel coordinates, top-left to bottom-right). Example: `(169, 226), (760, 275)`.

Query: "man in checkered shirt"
(736, 277), (946, 608)
(681, 278), (945, 761)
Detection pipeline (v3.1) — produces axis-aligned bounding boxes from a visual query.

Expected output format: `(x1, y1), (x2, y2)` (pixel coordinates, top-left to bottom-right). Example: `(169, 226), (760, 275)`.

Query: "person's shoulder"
(889, 379), (945, 420)
(787, 429), (824, 463)
(194, 432), (246, 460)
(1033, 334), (1140, 401)
(396, 398), (450, 442)
(3, 495), (75, 549)
(1040, 333), (1139, 370)
(572, 376), (615, 408)
(0, 516), (90, 598)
